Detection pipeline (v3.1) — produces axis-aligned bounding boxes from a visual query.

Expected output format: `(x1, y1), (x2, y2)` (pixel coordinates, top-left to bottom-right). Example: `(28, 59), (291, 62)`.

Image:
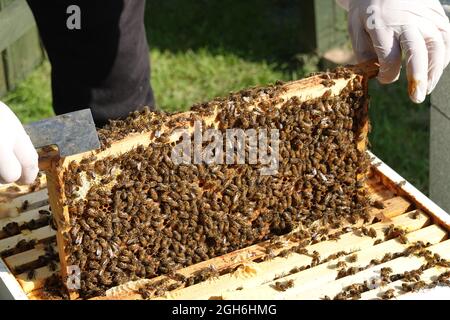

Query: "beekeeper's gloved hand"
(336, 0), (450, 103)
(0, 101), (39, 185)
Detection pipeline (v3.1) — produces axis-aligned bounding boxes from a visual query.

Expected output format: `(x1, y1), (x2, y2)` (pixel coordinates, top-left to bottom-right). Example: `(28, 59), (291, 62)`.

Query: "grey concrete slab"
(431, 68), (450, 118)
(430, 68), (450, 213)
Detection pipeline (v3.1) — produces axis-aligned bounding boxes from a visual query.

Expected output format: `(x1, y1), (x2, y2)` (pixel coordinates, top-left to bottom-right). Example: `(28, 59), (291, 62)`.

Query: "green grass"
(151, 49), (286, 112)
(368, 75), (430, 193)
(3, 61), (53, 123)
(1, 0), (430, 194)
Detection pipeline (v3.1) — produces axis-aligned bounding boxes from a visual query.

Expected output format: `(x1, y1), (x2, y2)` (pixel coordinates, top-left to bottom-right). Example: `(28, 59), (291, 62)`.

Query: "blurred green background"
(2, 0), (429, 193)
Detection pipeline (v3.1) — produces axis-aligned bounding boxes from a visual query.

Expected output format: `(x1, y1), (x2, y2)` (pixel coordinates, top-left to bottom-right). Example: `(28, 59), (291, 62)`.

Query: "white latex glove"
(336, 0), (450, 103)
(0, 101), (39, 185)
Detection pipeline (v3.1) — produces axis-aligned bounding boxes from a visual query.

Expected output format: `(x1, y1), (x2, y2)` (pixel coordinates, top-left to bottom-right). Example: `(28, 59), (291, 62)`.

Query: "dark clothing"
(26, 0), (155, 127)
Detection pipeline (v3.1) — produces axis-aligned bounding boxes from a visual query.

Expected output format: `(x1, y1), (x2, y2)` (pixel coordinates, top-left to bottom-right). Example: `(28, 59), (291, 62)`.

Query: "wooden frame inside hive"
(45, 61), (379, 299)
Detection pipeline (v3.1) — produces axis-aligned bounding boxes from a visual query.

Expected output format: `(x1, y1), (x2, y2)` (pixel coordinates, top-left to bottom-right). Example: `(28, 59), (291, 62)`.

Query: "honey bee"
(347, 254), (358, 263)
(398, 234), (408, 244)
(39, 210), (51, 216)
(336, 261), (347, 269)
(21, 200), (30, 212)
(3, 222), (20, 236)
(371, 200), (385, 209)
(47, 261), (58, 272)
(381, 253), (393, 263)
(410, 211), (420, 220)
(380, 267), (393, 278)
(384, 224), (406, 241)
(27, 269), (36, 280)
(333, 292), (348, 300)
(367, 228), (377, 238)
(270, 279), (294, 292)
(402, 269), (422, 282)
(381, 289), (395, 300)
(401, 281), (426, 293)
(336, 267), (358, 279)
(396, 181), (407, 187)
(310, 251), (321, 266)
(436, 271), (450, 285)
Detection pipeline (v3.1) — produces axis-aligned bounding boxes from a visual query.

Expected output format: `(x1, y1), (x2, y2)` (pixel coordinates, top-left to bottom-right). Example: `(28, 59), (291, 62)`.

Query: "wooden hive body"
(4, 61), (448, 300)
(1, 155), (449, 300)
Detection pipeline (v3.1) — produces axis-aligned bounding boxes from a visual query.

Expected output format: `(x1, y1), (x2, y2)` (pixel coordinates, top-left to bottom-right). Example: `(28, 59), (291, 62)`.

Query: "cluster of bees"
(327, 240), (450, 300)
(384, 224), (408, 244)
(61, 69), (371, 298)
(40, 274), (70, 300)
(135, 264), (221, 299)
(1, 209), (52, 240)
(0, 208), (54, 264)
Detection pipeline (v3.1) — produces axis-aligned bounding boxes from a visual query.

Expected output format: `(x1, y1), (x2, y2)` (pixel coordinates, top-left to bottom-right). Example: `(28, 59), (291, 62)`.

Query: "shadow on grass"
(145, 0), (304, 69)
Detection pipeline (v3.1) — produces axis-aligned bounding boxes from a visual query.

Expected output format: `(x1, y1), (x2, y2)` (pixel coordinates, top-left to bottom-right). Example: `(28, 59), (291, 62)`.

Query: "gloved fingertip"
(377, 73), (400, 84)
(376, 61), (402, 84)
(18, 166), (39, 185)
(0, 167), (22, 185)
(17, 154), (39, 186)
(408, 78), (427, 104)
